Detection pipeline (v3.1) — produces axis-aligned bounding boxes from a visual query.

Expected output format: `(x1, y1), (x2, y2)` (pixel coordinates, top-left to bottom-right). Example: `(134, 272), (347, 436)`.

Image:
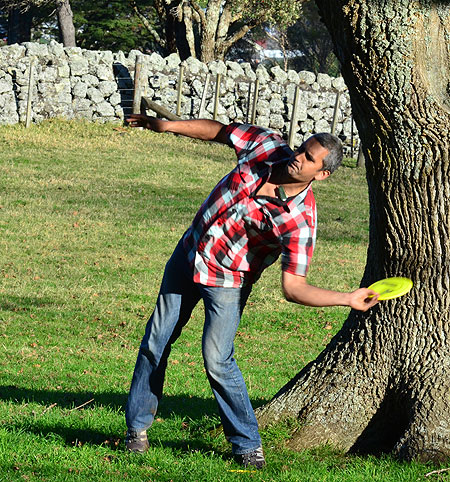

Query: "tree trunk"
(257, 0), (450, 462)
(198, 0), (221, 62)
(57, 0), (76, 47)
(171, 0), (253, 62)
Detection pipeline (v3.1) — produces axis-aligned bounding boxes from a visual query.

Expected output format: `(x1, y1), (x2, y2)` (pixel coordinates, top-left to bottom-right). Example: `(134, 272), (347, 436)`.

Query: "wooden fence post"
(176, 64), (184, 117)
(331, 91), (341, 135)
(288, 85), (301, 149)
(132, 56), (144, 115)
(246, 80), (252, 123)
(199, 73), (210, 118)
(213, 73), (222, 120)
(25, 58), (36, 128)
(250, 78), (260, 125)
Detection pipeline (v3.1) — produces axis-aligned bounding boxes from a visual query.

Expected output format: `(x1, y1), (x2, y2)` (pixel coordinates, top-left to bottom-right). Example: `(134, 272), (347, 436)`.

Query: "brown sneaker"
(234, 446), (266, 469)
(125, 429), (149, 453)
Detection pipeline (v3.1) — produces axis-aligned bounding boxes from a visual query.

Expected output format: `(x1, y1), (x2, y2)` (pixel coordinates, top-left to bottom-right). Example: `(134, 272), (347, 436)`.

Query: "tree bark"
(57, 0), (76, 47)
(256, 0), (450, 462)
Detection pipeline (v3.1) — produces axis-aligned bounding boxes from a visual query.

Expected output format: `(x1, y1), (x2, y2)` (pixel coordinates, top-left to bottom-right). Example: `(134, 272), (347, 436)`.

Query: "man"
(124, 114), (379, 469)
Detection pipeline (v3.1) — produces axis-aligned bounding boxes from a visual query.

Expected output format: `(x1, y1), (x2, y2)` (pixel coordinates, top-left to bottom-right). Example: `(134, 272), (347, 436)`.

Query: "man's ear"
(314, 169), (331, 181)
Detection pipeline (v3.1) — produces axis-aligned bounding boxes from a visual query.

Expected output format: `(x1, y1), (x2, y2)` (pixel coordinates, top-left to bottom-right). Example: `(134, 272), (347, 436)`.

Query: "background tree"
(0, 0), (75, 46)
(0, 0), (35, 43)
(6, 7), (33, 43)
(223, 30), (260, 64)
(71, 0), (157, 52)
(255, 1), (338, 76)
(286, 0), (338, 76)
(256, 0), (450, 462)
(131, 0), (304, 62)
(263, 27), (292, 72)
(56, 0), (75, 46)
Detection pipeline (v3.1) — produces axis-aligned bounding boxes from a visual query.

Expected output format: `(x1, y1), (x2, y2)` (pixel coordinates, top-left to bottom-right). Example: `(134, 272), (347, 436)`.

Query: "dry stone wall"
(0, 40), (359, 151)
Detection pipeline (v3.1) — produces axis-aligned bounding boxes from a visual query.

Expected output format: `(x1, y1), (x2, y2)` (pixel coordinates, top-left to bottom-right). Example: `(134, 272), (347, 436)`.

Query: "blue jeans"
(125, 240), (261, 454)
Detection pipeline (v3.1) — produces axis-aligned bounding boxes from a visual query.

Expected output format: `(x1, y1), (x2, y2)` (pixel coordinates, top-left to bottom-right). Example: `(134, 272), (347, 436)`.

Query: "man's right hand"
(126, 114), (167, 132)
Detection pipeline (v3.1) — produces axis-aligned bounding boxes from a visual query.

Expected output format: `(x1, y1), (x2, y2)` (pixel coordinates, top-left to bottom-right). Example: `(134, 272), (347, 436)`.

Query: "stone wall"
(0, 40), (359, 151)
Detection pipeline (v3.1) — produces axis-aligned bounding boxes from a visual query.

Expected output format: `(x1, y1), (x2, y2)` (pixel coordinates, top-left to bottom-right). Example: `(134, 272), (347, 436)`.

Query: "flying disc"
(228, 470), (258, 473)
(368, 277), (413, 300)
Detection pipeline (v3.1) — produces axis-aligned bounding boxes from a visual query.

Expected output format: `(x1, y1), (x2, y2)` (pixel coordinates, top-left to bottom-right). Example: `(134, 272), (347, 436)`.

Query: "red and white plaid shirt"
(182, 123), (317, 288)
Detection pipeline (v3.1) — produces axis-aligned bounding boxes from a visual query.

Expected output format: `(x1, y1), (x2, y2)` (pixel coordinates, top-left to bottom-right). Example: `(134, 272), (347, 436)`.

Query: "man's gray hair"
(312, 132), (343, 174)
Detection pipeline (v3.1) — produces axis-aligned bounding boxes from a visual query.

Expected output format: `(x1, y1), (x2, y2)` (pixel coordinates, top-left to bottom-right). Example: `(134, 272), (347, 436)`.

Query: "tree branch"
(231, 11), (243, 24)
(0, 0), (48, 11)
(218, 23), (252, 56)
(216, 1), (232, 43)
(189, 0), (206, 30)
(130, 0), (166, 48)
(153, 0), (166, 21)
(266, 28), (289, 70)
(182, 1), (197, 58)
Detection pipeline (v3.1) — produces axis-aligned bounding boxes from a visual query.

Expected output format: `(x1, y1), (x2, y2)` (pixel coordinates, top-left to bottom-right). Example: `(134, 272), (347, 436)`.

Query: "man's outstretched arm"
(126, 114), (229, 144)
(282, 271), (379, 312)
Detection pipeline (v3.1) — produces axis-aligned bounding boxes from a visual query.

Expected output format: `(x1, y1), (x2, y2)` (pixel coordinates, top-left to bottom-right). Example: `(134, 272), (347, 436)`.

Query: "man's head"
(308, 132), (343, 174)
(286, 133), (343, 187)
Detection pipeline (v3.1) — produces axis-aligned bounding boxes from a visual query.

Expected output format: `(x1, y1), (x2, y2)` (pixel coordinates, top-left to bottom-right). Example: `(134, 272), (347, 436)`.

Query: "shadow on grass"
(0, 384), (128, 410)
(4, 420), (218, 455)
(0, 385), (269, 453)
(0, 294), (57, 312)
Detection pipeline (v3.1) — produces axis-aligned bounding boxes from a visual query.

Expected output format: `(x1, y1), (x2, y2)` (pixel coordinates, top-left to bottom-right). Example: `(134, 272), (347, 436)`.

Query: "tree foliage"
(72, 0), (157, 52)
(0, 0), (37, 10)
(0, 0), (159, 50)
(237, 0), (302, 27)
(0, 0), (50, 44)
(0, 0), (75, 45)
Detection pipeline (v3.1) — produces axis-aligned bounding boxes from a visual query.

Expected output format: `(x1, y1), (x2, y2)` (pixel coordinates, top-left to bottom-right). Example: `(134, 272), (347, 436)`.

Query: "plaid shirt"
(182, 123), (317, 288)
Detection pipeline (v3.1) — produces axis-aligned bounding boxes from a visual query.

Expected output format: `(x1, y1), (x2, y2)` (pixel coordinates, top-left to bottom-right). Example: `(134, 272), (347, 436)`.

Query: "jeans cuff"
(233, 445), (262, 455)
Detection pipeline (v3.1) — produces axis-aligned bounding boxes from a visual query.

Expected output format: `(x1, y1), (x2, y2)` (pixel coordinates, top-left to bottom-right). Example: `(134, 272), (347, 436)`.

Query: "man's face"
(287, 137), (331, 184)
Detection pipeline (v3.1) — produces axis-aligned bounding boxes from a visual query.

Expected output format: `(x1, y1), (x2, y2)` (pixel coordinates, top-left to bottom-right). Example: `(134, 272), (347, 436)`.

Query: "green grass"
(0, 119), (447, 481)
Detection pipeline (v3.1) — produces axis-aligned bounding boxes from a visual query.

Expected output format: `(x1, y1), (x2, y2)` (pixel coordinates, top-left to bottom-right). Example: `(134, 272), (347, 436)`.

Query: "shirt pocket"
(243, 206), (274, 233)
(227, 162), (261, 191)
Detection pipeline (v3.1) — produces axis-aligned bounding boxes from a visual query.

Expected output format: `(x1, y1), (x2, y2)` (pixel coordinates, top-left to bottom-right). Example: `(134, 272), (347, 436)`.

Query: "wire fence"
(22, 55), (361, 161)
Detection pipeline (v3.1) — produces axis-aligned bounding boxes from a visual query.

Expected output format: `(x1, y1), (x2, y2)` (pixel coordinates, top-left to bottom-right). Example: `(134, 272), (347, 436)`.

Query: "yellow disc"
(368, 277), (413, 300)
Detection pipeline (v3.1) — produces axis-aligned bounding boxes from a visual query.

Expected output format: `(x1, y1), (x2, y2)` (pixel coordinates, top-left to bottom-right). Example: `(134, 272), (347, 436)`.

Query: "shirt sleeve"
(280, 222), (316, 277)
(225, 123), (292, 166)
(279, 191), (317, 277)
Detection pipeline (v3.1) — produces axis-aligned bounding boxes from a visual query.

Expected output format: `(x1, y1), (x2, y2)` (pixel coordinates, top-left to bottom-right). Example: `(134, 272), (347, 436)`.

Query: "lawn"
(0, 120), (447, 481)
